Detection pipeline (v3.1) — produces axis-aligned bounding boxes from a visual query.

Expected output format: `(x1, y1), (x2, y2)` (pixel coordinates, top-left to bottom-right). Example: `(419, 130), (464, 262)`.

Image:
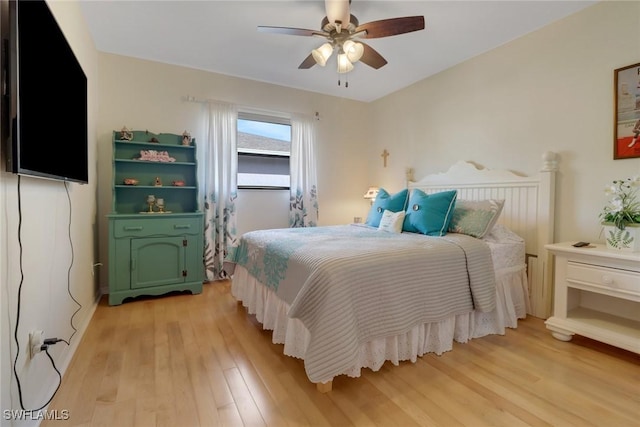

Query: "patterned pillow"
(378, 209), (405, 233)
(402, 189), (458, 236)
(449, 199), (505, 238)
(365, 188), (409, 228)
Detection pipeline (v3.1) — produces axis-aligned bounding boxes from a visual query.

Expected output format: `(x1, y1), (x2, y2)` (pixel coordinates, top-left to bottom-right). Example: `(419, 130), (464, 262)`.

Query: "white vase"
(601, 223), (640, 252)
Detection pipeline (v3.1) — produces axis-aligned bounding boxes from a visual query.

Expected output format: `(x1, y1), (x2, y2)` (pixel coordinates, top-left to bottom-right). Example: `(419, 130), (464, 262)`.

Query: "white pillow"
(378, 209), (405, 233)
(481, 223), (524, 244)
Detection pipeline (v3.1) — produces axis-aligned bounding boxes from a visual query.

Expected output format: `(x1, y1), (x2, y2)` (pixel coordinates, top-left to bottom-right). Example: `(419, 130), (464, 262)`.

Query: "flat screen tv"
(5, 0), (88, 184)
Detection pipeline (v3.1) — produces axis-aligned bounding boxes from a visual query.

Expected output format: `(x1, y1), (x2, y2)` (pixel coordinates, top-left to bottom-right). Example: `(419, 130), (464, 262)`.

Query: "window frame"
(237, 111), (291, 191)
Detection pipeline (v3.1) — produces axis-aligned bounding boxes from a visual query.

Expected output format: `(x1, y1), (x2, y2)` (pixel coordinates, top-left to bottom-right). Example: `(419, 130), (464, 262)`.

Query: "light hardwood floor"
(43, 280), (639, 427)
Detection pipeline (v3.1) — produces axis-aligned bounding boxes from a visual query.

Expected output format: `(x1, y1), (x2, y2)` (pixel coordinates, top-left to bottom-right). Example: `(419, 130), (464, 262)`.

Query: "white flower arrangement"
(599, 176), (640, 230)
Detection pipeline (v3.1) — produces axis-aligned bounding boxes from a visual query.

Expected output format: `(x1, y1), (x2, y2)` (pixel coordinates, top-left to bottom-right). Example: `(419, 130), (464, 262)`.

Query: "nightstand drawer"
(567, 261), (640, 296)
(113, 217), (201, 238)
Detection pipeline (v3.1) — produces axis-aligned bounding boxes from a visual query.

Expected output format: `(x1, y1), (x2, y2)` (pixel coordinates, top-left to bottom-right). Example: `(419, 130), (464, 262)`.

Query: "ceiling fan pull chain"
(338, 73), (350, 88)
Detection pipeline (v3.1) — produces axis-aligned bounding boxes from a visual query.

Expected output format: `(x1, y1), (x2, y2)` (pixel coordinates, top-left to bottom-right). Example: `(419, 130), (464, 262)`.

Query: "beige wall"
(0, 1), (99, 420)
(95, 53), (371, 292)
(95, 1), (640, 292)
(3, 1), (637, 418)
(368, 1), (640, 244)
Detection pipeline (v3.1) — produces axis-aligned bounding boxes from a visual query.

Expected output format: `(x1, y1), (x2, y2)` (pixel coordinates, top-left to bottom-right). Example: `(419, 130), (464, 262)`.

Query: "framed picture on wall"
(614, 62), (640, 159)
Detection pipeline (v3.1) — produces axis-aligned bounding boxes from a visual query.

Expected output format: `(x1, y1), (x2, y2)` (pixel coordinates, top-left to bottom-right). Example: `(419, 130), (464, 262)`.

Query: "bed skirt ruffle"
(231, 264), (529, 384)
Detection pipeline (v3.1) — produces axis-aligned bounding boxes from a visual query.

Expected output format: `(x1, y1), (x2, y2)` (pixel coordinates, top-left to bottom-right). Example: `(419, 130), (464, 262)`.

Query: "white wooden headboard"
(408, 152), (558, 319)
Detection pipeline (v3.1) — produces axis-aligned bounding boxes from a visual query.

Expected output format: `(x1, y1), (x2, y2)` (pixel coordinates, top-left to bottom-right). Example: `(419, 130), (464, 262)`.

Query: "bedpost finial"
(541, 151), (558, 172)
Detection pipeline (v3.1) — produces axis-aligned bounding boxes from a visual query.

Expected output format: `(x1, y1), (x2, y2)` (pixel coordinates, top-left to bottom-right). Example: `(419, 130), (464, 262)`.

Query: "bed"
(230, 154), (558, 392)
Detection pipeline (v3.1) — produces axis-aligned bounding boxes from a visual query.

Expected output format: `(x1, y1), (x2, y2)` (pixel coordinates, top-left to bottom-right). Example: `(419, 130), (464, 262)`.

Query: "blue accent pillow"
(365, 188), (409, 228)
(402, 189), (458, 236)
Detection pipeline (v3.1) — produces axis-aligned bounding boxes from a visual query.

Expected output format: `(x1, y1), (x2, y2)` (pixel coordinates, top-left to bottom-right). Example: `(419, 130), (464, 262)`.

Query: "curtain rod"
(182, 95), (233, 106)
(182, 95), (320, 121)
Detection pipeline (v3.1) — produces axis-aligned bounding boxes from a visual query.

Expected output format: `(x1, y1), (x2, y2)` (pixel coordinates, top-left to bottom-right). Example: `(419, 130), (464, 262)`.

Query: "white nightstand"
(545, 242), (640, 353)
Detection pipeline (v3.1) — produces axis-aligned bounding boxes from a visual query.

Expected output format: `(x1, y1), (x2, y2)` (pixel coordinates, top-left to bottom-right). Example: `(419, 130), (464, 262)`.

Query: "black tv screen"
(6, 0), (88, 184)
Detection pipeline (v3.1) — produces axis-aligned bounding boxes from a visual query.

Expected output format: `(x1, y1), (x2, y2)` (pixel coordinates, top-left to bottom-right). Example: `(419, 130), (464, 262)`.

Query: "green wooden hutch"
(107, 130), (204, 305)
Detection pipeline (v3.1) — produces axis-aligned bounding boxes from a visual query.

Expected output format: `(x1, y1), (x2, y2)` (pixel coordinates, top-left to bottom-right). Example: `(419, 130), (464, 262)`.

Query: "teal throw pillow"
(365, 188), (409, 228)
(402, 189), (458, 236)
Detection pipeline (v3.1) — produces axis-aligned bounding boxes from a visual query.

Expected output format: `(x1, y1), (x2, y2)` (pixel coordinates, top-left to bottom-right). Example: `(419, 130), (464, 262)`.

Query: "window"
(237, 112), (291, 189)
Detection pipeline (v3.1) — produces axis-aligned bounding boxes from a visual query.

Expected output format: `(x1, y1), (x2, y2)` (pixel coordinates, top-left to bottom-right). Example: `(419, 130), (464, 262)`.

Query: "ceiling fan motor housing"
(321, 15), (359, 34)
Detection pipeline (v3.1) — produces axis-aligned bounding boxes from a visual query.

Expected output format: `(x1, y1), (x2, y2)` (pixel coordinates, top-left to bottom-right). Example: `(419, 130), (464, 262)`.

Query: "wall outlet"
(29, 330), (44, 359)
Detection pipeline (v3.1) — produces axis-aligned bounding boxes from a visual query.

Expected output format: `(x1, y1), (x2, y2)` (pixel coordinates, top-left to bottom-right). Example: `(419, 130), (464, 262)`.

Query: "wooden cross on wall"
(381, 149), (389, 167)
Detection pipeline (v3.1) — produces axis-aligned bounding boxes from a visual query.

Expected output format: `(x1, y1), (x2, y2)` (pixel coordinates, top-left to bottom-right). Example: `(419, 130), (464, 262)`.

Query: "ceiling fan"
(257, 0), (425, 75)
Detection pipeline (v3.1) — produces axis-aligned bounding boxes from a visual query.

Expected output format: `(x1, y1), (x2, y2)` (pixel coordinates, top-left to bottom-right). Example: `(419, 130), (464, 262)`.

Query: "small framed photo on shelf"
(614, 62), (640, 159)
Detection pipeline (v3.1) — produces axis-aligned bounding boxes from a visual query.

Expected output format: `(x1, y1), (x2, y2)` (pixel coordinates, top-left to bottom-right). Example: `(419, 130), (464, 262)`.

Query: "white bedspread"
(232, 263), (528, 384)
(232, 225), (497, 383)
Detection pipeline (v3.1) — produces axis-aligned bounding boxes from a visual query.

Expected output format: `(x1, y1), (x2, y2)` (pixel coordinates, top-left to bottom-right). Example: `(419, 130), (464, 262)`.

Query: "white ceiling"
(79, 0), (597, 103)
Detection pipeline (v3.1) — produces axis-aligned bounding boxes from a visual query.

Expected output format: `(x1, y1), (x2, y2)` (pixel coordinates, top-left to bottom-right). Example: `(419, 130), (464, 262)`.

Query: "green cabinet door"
(130, 236), (186, 289)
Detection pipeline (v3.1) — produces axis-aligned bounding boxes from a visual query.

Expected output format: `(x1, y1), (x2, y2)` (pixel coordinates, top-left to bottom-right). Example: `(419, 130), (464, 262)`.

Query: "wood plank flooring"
(42, 280), (639, 427)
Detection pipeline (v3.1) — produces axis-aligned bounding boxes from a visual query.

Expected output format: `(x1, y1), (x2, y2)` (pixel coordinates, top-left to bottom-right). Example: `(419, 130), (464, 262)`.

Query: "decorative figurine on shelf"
(123, 178), (139, 186)
(182, 130), (192, 146)
(137, 150), (176, 162)
(154, 177), (162, 187)
(146, 195), (156, 213)
(120, 126), (133, 141)
(172, 180), (185, 187)
(149, 137), (159, 143)
(156, 198), (165, 213)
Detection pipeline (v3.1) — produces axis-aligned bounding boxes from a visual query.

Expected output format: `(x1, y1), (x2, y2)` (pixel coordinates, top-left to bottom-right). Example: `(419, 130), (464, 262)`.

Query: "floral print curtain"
(203, 101), (239, 280)
(289, 114), (319, 227)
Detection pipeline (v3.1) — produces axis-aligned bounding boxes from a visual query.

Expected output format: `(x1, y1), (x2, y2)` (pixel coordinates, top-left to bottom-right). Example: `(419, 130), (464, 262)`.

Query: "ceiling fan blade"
(356, 16), (425, 39)
(257, 26), (328, 37)
(298, 53), (317, 69)
(325, 0), (351, 26)
(359, 43), (387, 69)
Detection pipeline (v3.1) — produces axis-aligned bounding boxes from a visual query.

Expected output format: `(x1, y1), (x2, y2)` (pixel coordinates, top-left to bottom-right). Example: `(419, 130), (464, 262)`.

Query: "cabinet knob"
(124, 226), (143, 231)
(601, 275), (613, 285)
(174, 224), (191, 229)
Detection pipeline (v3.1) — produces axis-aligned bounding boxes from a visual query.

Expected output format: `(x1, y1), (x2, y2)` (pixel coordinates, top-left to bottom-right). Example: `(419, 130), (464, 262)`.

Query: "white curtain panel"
(203, 101), (239, 280)
(289, 114), (319, 227)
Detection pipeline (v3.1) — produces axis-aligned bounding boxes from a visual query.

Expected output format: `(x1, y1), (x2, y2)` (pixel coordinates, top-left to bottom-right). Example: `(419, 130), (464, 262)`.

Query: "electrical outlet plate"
(29, 330), (44, 359)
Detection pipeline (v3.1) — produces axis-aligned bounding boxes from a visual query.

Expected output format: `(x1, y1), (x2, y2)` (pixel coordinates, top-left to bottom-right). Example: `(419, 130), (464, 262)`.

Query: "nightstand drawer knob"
(124, 226), (143, 231)
(601, 275), (613, 285)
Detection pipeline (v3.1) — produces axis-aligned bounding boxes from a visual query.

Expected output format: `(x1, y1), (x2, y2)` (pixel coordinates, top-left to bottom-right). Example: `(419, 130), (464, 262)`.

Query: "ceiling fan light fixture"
(312, 42), (334, 67)
(337, 52), (354, 74)
(343, 40), (364, 63)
